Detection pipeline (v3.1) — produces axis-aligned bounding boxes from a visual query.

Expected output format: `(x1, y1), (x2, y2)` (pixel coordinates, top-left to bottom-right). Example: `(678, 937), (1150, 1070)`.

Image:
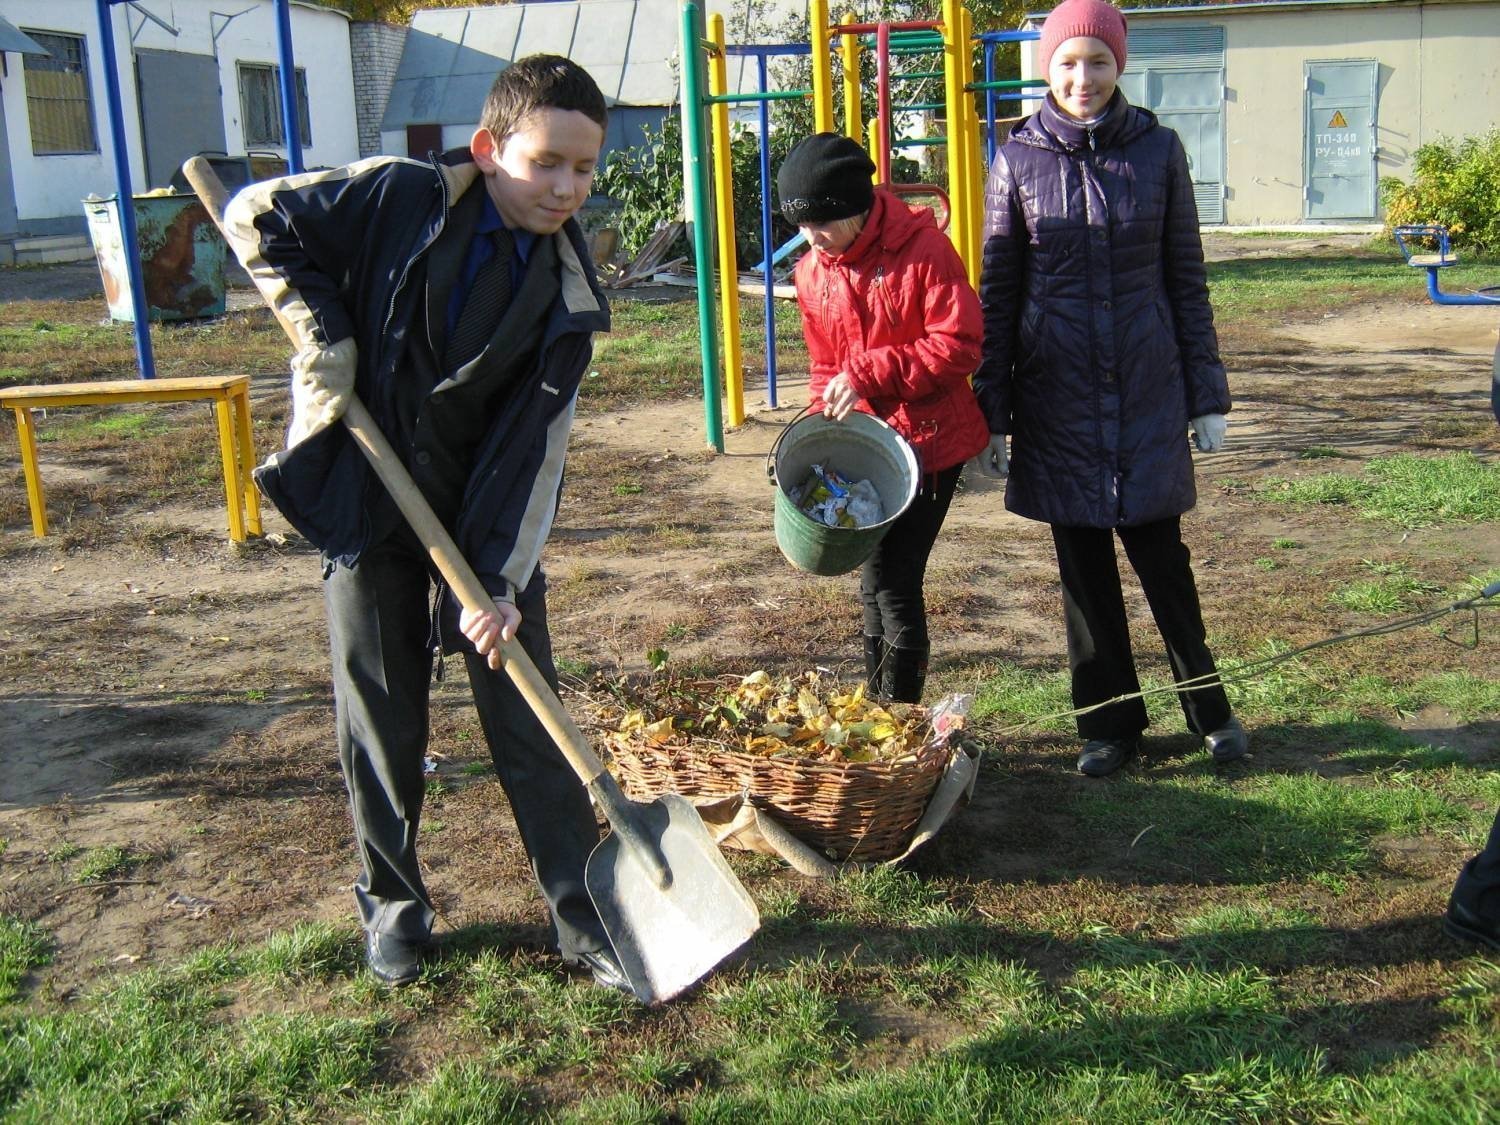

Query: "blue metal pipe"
(756, 53), (778, 408)
(274, 0), (303, 172)
(96, 0), (155, 378)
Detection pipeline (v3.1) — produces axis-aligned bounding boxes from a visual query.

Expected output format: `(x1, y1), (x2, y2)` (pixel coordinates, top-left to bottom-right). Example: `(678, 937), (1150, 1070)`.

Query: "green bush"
(1382, 129), (1500, 251)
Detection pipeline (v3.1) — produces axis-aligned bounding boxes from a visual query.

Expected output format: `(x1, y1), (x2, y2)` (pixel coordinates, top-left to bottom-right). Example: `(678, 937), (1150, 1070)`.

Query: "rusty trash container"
(83, 192), (227, 322)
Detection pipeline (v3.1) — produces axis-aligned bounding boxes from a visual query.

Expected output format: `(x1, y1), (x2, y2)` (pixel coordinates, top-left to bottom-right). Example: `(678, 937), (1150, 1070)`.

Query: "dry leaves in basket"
(612, 670), (928, 764)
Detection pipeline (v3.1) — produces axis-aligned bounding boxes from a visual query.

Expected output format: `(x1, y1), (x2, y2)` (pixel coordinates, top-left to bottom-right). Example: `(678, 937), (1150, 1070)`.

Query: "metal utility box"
(83, 193), (227, 322)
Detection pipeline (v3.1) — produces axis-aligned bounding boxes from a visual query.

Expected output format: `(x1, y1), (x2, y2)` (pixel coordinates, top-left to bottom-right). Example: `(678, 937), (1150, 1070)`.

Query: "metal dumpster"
(83, 192), (227, 322)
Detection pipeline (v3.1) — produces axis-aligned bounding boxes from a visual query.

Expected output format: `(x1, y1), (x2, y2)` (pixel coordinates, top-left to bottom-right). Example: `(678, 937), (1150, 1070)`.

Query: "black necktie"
(446, 227), (515, 371)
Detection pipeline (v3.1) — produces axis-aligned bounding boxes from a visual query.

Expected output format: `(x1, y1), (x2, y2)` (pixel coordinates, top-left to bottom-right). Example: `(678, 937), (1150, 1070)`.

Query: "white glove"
(286, 337), (358, 448)
(970, 433), (1009, 479)
(1190, 413), (1227, 453)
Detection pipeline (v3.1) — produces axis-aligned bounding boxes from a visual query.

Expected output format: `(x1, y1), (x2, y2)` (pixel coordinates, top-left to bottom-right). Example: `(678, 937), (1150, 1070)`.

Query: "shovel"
(182, 157), (759, 1005)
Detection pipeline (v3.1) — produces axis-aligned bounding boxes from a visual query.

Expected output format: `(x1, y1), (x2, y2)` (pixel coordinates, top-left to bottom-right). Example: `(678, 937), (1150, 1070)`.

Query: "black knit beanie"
(777, 133), (876, 224)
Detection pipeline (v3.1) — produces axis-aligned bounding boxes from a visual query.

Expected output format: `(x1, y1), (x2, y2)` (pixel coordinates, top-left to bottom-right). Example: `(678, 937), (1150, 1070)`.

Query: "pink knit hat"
(1038, 0), (1128, 73)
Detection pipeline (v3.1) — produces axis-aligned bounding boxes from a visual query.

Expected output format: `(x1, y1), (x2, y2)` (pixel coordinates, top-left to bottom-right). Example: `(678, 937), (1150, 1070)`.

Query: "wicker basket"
(603, 731), (952, 863)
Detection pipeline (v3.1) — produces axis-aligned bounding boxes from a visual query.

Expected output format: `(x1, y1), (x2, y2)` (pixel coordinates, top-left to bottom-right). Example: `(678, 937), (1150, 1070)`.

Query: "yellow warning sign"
(1328, 110), (1348, 128)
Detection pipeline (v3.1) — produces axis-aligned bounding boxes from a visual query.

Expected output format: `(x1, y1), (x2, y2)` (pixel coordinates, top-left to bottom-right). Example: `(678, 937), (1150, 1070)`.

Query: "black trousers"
(323, 525), (607, 957)
(860, 463), (963, 650)
(1050, 515), (1232, 741)
(1453, 809), (1500, 921)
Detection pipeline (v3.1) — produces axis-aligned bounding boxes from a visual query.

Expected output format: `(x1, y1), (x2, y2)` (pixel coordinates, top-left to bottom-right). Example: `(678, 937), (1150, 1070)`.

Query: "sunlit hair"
(804, 212), (868, 252)
(479, 54), (608, 143)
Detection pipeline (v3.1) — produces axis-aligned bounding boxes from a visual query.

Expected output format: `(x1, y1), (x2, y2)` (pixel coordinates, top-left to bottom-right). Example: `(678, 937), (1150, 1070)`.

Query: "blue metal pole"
(756, 53), (778, 408)
(96, 0), (155, 378)
(984, 42), (997, 167)
(274, 0), (303, 172)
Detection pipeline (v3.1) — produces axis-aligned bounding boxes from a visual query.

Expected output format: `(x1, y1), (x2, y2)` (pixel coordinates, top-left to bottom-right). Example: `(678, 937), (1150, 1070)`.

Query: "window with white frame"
(238, 63), (312, 147)
(23, 30), (99, 155)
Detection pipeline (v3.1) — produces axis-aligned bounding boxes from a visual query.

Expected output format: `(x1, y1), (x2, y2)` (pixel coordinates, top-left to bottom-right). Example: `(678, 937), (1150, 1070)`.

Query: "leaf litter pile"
(595, 670), (932, 764)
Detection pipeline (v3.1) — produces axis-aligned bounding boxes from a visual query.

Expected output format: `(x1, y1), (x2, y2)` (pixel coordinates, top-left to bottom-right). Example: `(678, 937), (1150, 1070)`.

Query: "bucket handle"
(765, 403), (821, 486)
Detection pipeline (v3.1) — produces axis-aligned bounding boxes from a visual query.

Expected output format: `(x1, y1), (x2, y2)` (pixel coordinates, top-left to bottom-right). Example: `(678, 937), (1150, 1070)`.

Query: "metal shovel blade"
(585, 792), (760, 1005)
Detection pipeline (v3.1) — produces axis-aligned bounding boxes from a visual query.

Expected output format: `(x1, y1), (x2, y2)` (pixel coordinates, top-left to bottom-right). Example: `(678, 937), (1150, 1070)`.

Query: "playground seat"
(1393, 223), (1459, 268)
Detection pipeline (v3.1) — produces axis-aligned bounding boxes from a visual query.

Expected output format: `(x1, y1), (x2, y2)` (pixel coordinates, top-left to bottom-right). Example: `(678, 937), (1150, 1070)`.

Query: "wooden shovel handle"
(182, 156), (609, 789)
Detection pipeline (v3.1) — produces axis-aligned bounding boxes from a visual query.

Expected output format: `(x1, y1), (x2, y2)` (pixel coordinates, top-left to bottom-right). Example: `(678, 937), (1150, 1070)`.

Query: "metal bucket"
(767, 408), (919, 576)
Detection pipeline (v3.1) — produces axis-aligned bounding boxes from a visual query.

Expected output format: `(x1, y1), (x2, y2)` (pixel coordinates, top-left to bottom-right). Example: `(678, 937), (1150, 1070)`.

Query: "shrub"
(1381, 129), (1500, 251)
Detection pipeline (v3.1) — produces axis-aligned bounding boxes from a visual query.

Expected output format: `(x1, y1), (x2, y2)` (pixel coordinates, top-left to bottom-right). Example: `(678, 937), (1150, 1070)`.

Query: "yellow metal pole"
(213, 394), (248, 543)
(232, 383), (263, 535)
(839, 16), (862, 146)
(809, 0), (834, 133)
(707, 13), (745, 428)
(941, 0), (967, 262)
(959, 5), (982, 289)
(13, 408), (47, 537)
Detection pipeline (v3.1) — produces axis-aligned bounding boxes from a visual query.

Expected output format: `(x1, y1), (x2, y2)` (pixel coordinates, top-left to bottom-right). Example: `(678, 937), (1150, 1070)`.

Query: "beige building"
(1019, 0), (1500, 226)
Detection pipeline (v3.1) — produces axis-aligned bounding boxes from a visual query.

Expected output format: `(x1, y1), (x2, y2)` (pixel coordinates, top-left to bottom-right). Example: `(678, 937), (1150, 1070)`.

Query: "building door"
(1304, 60), (1377, 220)
(136, 49), (227, 190)
(1117, 26), (1225, 224)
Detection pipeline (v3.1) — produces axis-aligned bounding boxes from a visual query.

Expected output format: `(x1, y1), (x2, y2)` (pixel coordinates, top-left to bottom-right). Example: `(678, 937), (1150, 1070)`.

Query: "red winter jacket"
(794, 189), (990, 474)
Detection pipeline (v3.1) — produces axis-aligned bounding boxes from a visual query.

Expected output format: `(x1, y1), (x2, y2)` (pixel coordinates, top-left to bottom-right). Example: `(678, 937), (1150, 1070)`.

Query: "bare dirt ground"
(1, 234), (1497, 1005)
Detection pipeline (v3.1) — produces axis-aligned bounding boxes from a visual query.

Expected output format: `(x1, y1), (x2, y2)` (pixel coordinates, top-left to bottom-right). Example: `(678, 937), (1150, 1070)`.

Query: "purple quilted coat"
(975, 93), (1230, 529)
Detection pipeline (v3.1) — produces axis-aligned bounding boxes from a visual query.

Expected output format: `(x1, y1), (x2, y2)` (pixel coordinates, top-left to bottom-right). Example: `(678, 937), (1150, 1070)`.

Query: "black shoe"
(1204, 717), (1249, 763)
(570, 947), (635, 996)
(1077, 737), (1139, 778)
(365, 930), (422, 986)
(1443, 897), (1500, 951)
(862, 635), (886, 699)
(882, 643), (930, 704)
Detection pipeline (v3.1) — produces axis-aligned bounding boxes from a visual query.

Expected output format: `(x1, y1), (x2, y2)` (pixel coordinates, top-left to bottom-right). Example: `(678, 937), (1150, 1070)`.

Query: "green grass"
(73, 845), (146, 884)
(1265, 452), (1500, 527)
(1332, 560), (1442, 613)
(0, 917), (51, 1004)
(1205, 248), (1500, 328)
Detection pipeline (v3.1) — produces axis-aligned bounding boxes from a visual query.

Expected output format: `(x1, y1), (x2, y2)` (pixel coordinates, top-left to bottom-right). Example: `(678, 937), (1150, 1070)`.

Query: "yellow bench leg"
(12, 407), (48, 537)
(232, 385), (263, 536)
(213, 395), (247, 542)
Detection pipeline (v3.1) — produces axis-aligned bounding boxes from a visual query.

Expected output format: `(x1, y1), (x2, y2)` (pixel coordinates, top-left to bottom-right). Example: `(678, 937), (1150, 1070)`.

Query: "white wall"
(1, 0), (357, 231)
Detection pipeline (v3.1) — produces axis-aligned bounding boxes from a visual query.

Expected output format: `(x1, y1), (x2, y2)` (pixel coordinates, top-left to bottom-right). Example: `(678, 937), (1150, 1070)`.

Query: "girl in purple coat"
(973, 0), (1248, 777)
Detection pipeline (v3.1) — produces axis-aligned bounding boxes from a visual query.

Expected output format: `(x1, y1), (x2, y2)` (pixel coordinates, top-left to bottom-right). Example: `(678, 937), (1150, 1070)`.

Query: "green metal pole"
(680, 2), (723, 452)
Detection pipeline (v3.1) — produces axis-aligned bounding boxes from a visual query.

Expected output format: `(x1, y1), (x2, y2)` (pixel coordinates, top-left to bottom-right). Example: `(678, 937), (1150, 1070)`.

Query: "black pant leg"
(859, 463), (963, 649)
(464, 579), (608, 960)
(323, 532), (437, 942)
(1117, 516), (1233, 736)
(1050, 523), (1149, 740)
(1453, 808), (1500, 921)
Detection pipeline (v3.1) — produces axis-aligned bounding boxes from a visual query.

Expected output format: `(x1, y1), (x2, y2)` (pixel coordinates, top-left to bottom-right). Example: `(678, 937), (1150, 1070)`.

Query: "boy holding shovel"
(223, 55), (626, 990)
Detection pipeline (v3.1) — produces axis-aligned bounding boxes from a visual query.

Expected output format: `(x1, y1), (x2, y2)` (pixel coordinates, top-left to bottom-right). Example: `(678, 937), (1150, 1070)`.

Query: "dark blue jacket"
(976, 94), (1229, 528)
(224, 149), (609, 594)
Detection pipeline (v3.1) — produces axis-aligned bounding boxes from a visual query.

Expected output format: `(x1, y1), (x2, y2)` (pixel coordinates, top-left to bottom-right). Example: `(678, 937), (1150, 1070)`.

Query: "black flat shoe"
(365, 930), (422, 986)
(1443, 897), (1500, 952)
(569, 947), (635, 996)
(1077, 737), (1139, 778)
(1204, 717), (1249, 763)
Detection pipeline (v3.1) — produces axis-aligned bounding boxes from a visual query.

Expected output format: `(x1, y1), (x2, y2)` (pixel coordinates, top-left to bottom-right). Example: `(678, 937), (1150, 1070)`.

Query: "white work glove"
(459, 596), (523, 672)
(286, 336), (358, 448)
(970, 433), (1009, 478)
(1190, 413), (1228, 453)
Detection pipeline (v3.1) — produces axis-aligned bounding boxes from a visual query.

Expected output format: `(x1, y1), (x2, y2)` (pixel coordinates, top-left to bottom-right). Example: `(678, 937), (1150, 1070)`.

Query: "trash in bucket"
(768, 409), (919, 576)
(83, 192), (226, 323)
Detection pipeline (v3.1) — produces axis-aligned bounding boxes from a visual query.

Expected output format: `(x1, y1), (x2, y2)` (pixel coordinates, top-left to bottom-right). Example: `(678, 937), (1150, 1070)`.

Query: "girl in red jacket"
(777, 133), (990, 702)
